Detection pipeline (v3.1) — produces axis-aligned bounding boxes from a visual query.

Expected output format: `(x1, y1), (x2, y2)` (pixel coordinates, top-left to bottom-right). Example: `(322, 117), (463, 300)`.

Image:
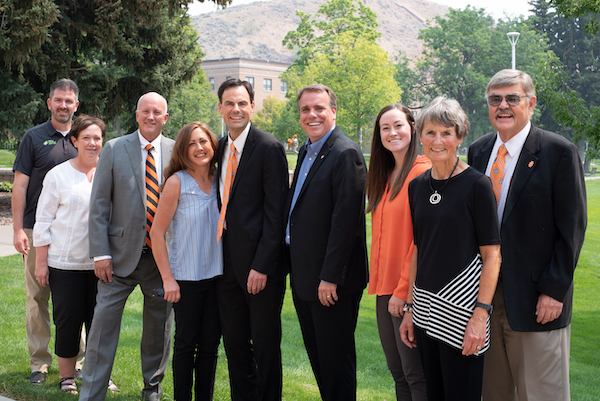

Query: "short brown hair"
(296, 84), (337, 110)
(68, 115), (106, 141)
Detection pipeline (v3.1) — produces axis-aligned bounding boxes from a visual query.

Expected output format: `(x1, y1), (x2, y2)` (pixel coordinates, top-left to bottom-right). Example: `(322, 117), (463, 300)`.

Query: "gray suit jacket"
(89, 130), (174, 277)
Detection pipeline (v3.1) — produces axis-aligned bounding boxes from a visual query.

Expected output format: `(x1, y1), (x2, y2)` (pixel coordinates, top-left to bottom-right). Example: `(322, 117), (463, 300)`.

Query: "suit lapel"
(160, 136), (173, 179)
(216, 136), (227, 209)
(502, 126), (540, 225)
(294, 128), (339, 203)
(124, 132), (145, 205)
(231, 125), (256, 196)
(470, 134), (495, 172)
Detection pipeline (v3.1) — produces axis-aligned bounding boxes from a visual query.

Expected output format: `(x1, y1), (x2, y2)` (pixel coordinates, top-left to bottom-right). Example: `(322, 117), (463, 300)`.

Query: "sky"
(188, 0), (533, 20)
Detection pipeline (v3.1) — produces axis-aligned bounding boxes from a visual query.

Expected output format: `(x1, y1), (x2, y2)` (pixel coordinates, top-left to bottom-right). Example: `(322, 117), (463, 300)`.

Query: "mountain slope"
(191, 0), (449, 62)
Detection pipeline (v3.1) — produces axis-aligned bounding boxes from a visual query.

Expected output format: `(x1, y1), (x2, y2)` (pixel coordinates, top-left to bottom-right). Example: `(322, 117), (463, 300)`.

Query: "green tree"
(282, 0), (379, 70)
(536, 52), (600, 158)
(166, 72), (221, 138)
(253, 96), (286, 138)
(287, 34), (401, 148)
(0, 0), (231, 140)
(404, 7), (549, 143)
(529, 1), (600, 124)
(282, 0), (400, 149)
(548, 0), (600, 33)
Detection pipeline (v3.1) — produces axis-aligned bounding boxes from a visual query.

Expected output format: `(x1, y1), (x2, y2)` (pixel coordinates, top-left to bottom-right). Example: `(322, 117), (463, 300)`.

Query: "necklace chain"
(428, 158), (460, 205)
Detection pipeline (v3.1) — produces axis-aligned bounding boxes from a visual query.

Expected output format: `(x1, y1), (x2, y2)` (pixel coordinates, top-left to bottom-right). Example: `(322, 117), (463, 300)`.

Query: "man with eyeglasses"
(468, 69), (586, 401)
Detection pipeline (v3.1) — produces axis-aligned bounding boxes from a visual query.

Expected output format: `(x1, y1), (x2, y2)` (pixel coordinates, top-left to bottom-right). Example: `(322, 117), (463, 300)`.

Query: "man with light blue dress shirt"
(283, 84), (368, 401)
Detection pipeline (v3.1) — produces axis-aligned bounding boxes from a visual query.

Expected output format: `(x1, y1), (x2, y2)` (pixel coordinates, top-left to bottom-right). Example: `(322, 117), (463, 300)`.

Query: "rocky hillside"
(191, 0), (449, 63)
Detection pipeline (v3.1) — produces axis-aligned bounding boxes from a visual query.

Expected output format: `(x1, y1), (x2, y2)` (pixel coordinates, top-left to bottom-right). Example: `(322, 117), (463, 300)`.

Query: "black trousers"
(172, 279), (221, 401)
(415, 327), (484, 401)
(292, 289), (362, 401)
(48, 267), (97, 358)
(217, 240), (286, 401)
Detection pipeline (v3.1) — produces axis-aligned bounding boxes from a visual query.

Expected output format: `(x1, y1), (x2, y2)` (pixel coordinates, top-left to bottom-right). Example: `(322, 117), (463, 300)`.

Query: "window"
(263, 78), (272, 92)
(246, 77), (254, 88)
(209, 78), (215, 91)
(280, 81), (288, 93)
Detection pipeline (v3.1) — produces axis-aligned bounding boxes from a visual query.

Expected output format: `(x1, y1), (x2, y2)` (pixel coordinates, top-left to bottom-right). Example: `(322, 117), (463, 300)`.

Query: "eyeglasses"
(486, 94), (526, 107)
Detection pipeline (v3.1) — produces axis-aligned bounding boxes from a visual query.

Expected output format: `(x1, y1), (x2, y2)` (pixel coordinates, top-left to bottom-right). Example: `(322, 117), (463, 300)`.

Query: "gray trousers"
(376, 295), (427, 401)
(79, 251), (173, 401)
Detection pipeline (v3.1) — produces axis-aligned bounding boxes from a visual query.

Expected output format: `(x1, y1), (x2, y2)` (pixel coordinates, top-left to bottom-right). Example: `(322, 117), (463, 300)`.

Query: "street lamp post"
(506, 32), (520, 70)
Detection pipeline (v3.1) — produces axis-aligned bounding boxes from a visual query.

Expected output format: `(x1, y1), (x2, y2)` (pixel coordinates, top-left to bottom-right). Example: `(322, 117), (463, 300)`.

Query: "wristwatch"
(475, 301), (493, 315)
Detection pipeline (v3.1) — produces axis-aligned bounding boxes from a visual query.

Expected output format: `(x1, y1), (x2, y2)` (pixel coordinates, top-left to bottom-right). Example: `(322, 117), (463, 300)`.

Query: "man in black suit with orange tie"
(215, 79), (289, 401)
(468, 69), (587, 401)
(284, 84), (368, 401)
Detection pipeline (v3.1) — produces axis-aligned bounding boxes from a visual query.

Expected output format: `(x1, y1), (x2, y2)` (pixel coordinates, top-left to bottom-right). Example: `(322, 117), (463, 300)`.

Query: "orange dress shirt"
(368, 155), (431, 300)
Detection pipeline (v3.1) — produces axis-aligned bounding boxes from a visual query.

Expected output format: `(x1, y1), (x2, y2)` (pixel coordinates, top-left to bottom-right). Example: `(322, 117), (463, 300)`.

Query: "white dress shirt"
(485, 121), (531, 223)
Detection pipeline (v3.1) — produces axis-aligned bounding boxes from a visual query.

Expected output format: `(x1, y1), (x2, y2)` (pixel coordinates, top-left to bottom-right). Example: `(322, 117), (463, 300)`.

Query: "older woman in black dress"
(399, 97), (501, 401)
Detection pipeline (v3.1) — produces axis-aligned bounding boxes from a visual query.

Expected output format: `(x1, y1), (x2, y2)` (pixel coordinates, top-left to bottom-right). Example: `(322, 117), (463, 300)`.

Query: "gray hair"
(486, 69), (536, 98)
(296, 84), (337, 110)
(416, 96), (470, 140)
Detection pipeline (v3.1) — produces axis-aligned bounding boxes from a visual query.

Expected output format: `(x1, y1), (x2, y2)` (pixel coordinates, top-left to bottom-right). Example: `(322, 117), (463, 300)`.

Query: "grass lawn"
(0, 149), (16, 167)
(1, 182), (599, 400)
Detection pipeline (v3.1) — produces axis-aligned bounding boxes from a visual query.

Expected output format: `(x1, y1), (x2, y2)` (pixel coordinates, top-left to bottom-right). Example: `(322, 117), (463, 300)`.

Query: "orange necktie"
(217, 142), (237, 242)
(145, 144), (159, 248)
(490, 144), (508, 203)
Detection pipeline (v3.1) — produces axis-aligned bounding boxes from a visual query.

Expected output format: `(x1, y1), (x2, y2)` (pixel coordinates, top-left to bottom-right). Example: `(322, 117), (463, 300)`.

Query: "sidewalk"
(0, 224), (17, 257)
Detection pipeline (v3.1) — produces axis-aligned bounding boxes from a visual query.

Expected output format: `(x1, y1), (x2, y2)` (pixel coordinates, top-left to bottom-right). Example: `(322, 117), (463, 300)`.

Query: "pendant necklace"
(428, 157), (459, 205)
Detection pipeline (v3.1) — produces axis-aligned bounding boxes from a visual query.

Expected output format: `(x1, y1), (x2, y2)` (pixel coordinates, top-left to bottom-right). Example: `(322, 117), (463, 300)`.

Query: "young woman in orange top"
(367, 104), (431, 401)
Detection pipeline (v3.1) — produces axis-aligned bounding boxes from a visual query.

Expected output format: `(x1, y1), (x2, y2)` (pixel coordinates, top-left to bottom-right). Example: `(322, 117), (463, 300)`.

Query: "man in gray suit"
(79, 92), (174, 401)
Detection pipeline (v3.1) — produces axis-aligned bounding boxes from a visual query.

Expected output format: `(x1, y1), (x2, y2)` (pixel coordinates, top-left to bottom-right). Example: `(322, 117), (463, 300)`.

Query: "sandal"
(59, 378), (78, 395)
(108, 377), (120, 392)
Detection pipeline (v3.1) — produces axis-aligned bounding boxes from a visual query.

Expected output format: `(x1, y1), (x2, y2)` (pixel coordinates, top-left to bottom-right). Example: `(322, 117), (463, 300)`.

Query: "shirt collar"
(306, 125), (335, 155)
(227, 122), (251, 153)
(494, 121), (531, 157)
(138, 131), (163, 150)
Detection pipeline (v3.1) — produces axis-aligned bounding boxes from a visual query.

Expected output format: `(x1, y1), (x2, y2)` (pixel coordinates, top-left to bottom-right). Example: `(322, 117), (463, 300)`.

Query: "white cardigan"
(33, 160), (95, 270)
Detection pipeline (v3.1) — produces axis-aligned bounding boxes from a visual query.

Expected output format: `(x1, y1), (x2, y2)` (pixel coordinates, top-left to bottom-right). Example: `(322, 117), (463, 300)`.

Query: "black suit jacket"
(284, 127), (368, 302)
(468, 125), (586, 332)
(216, 124), (289, 285)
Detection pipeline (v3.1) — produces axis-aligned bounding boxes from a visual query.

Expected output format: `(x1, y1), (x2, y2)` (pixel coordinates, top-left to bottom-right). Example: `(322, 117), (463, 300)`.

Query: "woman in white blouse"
(33, 115), (106, 395)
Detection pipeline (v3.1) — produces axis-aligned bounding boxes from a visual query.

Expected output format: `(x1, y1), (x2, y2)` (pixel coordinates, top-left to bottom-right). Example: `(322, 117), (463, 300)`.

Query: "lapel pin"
(321, 155), (325, 159)
(528, 161), (534, 168)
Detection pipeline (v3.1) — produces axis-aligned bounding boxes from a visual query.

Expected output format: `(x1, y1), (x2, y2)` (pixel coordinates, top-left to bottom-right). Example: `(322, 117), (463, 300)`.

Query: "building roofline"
(202, 57), (291, 67)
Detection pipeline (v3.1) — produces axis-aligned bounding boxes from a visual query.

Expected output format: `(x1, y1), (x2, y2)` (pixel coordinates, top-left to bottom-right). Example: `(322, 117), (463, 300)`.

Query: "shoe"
(30, 371), (47, 385)
(74, 369), (83, 381)
(59, 377), (78, 395)
(108, 377), (120, 392)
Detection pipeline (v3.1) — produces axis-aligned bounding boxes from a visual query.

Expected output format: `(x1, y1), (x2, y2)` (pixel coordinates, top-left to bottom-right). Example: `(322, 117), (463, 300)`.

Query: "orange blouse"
(368, 155), (431, 299)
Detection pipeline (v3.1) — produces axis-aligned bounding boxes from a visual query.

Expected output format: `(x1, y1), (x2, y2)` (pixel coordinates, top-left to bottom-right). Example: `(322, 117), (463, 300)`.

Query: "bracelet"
(402, 302), (414, 313)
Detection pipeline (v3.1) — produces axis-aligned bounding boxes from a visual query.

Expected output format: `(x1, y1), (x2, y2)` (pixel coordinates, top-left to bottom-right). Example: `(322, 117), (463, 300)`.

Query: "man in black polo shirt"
(12, 79), (81, 385)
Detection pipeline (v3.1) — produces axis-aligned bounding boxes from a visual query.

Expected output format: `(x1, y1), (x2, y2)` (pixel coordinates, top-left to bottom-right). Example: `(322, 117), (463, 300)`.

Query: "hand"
(318, 281), (338, 306)
(13, 229), (29, 255)
(388, 295), (405, 318)
(94, 259), (114, 283)
(247, 269), (267, 295)
(163, 279), (181, 303)
(462, 309), (487, 355)
(399, 312), (417, 348)
(536, 293), (564, 324)
(35, 263), (49, 287)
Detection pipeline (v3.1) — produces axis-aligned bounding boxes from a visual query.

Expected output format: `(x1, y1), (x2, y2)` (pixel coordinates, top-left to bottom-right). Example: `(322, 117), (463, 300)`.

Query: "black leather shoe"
(30, 371), (47, 385)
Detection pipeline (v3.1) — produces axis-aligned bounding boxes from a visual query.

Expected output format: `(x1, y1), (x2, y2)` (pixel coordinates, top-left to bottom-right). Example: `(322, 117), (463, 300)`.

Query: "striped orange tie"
(145, 144), (159, 248)
(490, 144), (508, 203)
(217, 142), (237, 242)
